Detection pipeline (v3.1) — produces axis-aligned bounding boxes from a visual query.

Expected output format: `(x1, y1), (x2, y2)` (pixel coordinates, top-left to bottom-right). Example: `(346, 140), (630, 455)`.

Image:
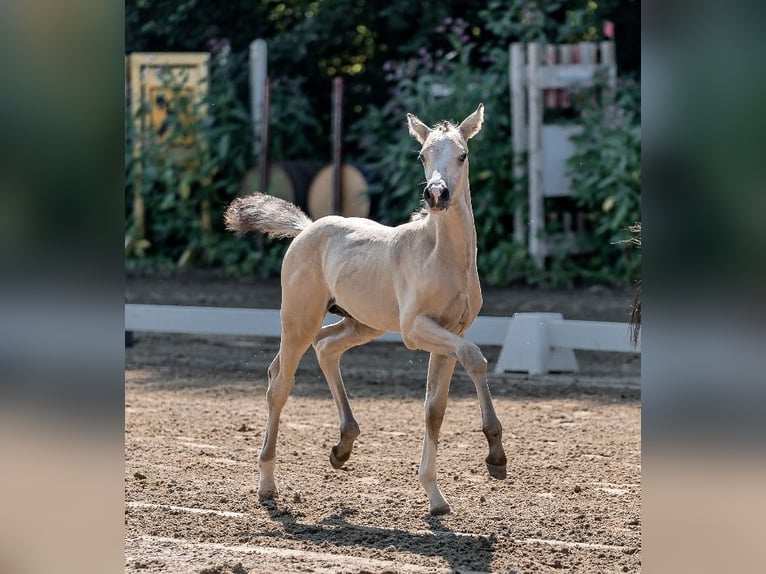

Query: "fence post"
(558, 44), (574, 107)
(250, 39), (268, 160)
(600, 41), (616, 87)
(331, 77), (344, 215)
(510, 43), (527, 245)
(527, 42), (544, 268)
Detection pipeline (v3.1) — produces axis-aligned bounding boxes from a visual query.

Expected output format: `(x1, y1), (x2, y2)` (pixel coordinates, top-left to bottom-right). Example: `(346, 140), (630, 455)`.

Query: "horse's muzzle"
(423, 183), (450, 211)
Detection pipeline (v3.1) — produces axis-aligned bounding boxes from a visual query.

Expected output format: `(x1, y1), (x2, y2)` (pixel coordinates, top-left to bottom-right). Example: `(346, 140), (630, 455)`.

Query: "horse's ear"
(458, 103), (484, 141)
(407, 113), (430, 145)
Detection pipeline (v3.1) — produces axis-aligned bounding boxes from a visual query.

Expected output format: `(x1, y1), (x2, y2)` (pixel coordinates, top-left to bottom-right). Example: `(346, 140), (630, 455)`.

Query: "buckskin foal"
(224, 103), (507, 515)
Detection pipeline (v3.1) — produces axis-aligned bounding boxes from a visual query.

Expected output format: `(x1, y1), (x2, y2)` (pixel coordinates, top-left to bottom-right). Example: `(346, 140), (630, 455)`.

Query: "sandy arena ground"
(125, 274), (641, 573)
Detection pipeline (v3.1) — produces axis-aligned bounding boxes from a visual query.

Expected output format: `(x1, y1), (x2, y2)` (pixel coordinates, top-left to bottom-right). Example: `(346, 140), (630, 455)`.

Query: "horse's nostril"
(439, 189), (450, 202)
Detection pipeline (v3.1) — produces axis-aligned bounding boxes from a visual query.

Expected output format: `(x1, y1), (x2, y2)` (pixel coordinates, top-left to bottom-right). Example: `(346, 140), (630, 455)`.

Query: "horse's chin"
(428, 204), (450, 214)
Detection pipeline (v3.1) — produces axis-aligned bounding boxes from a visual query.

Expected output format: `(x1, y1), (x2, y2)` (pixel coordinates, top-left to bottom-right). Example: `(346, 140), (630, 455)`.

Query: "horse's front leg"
(402, 315), (507, 481)
(419, 353), (456, 515)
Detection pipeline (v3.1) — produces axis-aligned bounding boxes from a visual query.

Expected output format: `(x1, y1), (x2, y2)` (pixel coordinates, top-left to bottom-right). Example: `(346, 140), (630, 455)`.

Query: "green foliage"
(567, 77), (641, 283)
(268, 76), (324, 160)
(125, 49), (286, 275)
(127, 0), (639, 149)
(125, 1), (642, 285)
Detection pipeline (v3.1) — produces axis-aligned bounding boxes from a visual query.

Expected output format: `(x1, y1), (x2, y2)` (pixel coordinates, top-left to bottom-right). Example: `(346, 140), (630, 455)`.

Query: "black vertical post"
(258, 77), (271, 194)
(332, 77), (344, 214)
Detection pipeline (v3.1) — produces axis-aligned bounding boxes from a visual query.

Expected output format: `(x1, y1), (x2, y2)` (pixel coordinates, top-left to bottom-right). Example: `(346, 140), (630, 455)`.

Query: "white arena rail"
(125, 305), (639, 376)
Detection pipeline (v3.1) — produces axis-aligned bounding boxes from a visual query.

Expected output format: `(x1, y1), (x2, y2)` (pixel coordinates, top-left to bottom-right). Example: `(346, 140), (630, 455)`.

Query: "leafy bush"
(268, 75), (324, 160)
(125, 48), (288, 276)
(567, 77), (641, 283)
(125, 2), (641, 286)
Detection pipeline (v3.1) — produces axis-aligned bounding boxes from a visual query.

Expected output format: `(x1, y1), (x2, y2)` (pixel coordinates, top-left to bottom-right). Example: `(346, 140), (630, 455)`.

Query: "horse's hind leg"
(258, 303), (325, 500)
(419, 353), (456, 515)
(313, 317), (383, 468)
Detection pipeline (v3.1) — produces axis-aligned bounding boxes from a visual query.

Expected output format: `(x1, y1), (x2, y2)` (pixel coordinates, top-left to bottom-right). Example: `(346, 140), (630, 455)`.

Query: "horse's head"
(407, 103), (484, 212)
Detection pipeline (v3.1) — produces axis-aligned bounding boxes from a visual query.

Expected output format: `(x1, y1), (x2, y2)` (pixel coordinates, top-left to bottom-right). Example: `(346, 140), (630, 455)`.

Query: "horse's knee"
(401, 332), (419, 351)
(312, 330), (330, 353)
(313, 324), (353, 367)
(316, 349), (342, 375)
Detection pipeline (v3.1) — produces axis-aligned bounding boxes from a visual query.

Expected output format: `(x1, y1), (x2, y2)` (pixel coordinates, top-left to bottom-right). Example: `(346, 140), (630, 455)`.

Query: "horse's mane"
(410, 205), (429, 221)
(435, 120), (457, 132)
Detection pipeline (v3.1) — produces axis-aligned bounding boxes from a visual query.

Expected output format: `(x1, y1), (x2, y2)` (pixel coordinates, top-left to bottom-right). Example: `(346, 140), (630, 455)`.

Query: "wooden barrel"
(240, 160), (324, 210)
(306, 164), (371, 219)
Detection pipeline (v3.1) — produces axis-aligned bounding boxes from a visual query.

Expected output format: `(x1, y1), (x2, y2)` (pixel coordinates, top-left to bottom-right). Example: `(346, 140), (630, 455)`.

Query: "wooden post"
(510, 43), (526, 245)
(579, 42), (597, 110)
(527, 42), (544, 268)
(579, 41), (596, 65)
(331, 77), (344, 215)
(257, 78), (271, 195)
(600, 40), (617, 100)
(545, 45), (558, 109)
(250, 39), (268, 160)
(558, 44), (574, 107)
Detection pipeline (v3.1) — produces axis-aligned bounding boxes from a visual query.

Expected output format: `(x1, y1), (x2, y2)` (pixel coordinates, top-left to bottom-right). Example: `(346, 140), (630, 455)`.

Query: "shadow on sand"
(258, 500), (497, 573)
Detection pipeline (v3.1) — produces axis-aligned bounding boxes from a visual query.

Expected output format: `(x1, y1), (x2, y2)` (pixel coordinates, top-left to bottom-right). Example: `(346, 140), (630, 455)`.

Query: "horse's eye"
(458, 153), (467, 163)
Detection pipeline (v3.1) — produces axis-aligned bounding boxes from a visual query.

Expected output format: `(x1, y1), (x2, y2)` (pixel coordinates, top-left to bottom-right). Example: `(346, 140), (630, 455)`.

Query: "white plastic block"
(493, 313), (579, 375)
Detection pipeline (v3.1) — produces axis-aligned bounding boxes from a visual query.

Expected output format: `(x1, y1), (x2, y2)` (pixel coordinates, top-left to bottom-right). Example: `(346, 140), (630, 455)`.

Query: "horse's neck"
(429, 187), (478, 274)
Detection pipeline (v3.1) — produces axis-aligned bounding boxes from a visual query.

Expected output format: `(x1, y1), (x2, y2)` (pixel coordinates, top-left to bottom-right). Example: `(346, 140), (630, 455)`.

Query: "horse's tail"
(224, 193), (312, 239)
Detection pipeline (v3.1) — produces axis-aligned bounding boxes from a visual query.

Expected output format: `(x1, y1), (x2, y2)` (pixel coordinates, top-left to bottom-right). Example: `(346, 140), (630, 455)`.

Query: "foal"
(225, 104), (507, 515)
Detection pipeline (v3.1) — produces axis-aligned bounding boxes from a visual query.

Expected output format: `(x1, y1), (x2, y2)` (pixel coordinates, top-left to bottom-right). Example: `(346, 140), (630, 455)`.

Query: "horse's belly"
(324, 262), (400, 332)
(331, 283), (401, 333)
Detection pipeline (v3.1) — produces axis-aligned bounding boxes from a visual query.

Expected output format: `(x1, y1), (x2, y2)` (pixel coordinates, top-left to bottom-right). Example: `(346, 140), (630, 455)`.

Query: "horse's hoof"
(329, 446), (350, 469)
(429, 504), (452, 516)
(258, 488), (277, 500)
(486, 462), (507, 480)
